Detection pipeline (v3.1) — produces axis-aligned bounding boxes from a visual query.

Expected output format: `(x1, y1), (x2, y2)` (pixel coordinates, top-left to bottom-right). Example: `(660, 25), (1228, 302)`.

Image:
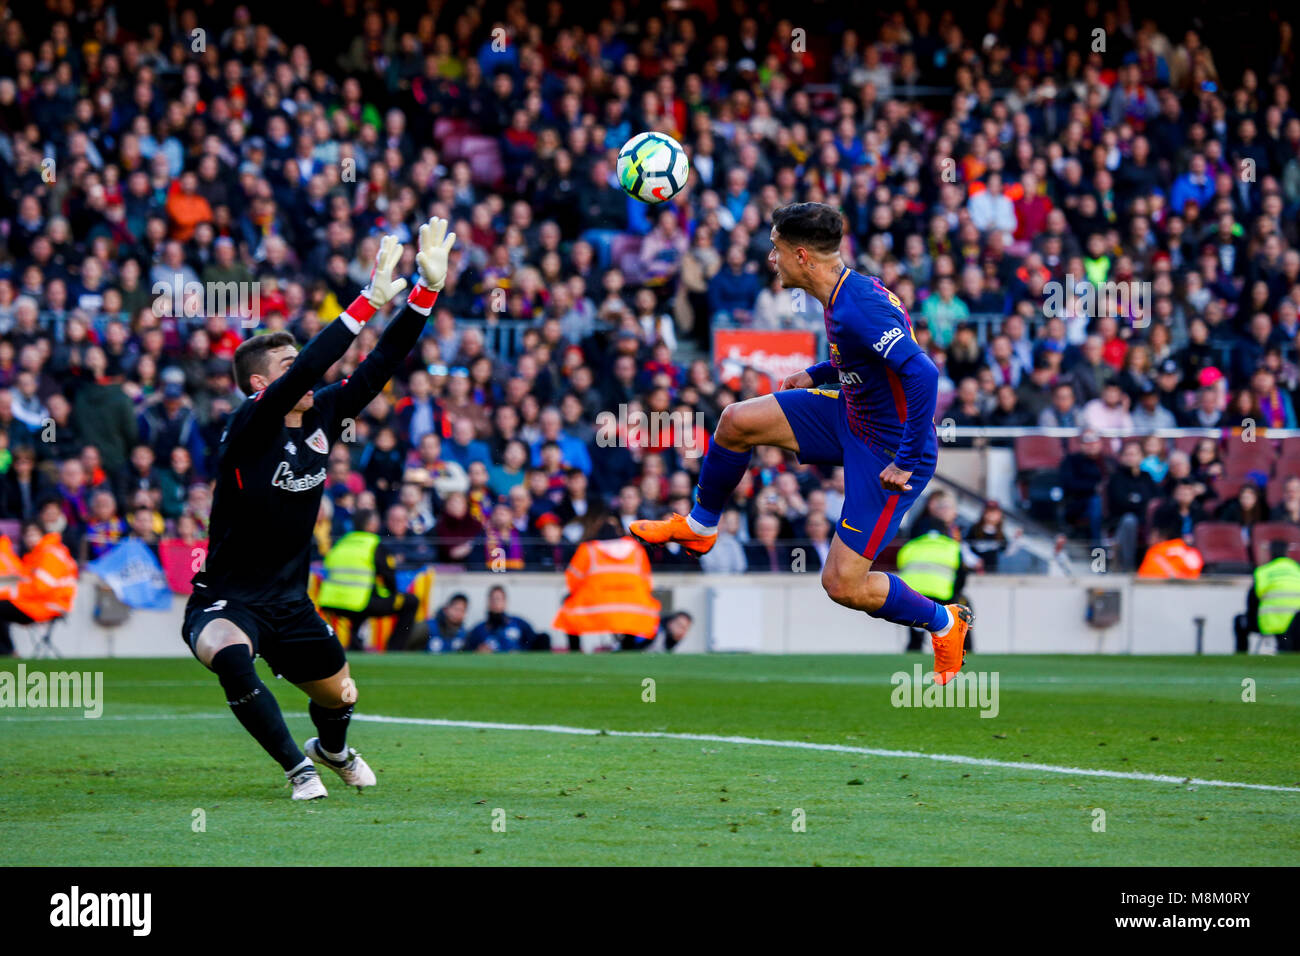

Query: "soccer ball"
(616, 132), (690, 203)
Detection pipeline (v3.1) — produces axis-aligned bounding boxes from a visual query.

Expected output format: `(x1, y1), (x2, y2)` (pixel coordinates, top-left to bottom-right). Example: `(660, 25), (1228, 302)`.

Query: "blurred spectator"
(1215, 481), (1271, 530)
(699, 508), (748, 574)
(463, 585), (548, 652)
(1277, 476), (1300, 526)
(426, 593), (470, 654)
(1059, 431), (1108, 543)
(965, 500), (1010, 573)
(1038, 382), (1081, 428)
(1080, 381), (1135, 435)
(1152, 479), (1208, 542)
(1131, 382), (1178, 430)
(1107, 442), (1160, 570)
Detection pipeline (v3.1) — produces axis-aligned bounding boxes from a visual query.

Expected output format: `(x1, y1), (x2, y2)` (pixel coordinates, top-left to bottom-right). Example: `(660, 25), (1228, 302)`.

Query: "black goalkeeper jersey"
(194, 303), (426, 605)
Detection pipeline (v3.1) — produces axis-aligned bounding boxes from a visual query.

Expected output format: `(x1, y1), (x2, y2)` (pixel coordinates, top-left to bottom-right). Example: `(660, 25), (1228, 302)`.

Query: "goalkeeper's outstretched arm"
(321, 216), (457, 426)
(229, 234), (408, 453)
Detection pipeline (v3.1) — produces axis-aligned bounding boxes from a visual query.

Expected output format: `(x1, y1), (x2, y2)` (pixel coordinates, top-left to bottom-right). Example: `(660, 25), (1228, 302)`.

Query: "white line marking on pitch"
(6, 710), (1298, 794)
(352, 714), (1300, 794)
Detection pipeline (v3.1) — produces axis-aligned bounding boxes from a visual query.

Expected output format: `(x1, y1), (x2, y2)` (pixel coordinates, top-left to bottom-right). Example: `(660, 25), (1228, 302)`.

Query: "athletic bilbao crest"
(306, 428), (329, 454)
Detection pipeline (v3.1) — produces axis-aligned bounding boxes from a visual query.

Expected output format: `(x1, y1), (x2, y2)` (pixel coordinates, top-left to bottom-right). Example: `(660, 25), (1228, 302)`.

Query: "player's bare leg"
(193, 619), (326, 799)
(631, 393), (800, 554)
(297, 663), (376, 789)
(821, 537), (972, 684)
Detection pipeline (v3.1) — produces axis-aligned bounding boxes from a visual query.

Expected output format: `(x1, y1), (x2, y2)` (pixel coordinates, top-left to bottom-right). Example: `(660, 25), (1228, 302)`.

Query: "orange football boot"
(629, 513), (717, 555)
(932, 604), (973, 685)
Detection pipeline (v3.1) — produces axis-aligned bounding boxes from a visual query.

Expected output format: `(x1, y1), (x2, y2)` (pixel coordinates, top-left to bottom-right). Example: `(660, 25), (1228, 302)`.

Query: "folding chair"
(23, 616), (64, 659)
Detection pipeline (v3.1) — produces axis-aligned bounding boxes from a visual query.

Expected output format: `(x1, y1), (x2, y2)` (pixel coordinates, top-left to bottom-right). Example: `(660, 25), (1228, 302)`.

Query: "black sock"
(211, 645), (305, 773)
(309, 700), (354, 758)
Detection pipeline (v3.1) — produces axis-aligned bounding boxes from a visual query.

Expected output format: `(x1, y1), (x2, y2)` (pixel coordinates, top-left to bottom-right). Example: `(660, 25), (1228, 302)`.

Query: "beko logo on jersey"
(873, 327), (904, 356)
(839, 370), (863, 385)
(271, 461), (326, 492)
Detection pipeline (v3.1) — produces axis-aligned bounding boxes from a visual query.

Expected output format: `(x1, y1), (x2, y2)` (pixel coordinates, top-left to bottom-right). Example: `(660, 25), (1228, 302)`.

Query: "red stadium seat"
(1220, 439), (1277, 478)
(1208, 475), (1246, 506)
(1250, 522), (1300, 565)
(1274, 443), (1300, 478)
(1275, 435), (1300, 458)
(1219, 460), (1275, 485)
(1014, 435), (1065, 473)
(1173, 435), (1206, 455)
(1192, 521), (1251, 573)
(1268, 480), (1287, 509)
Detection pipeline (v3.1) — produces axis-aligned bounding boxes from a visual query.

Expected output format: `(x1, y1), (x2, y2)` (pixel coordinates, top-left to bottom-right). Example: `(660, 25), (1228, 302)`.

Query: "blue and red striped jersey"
(817, 268), (939, 471)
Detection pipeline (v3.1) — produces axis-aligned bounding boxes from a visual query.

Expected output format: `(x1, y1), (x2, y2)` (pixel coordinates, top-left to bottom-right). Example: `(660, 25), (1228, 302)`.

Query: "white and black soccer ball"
(616, 131), (690, 204)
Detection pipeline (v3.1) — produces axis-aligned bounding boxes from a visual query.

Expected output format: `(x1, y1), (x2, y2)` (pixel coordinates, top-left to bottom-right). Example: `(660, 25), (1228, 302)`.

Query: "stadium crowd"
(1, 0), (1299, 582)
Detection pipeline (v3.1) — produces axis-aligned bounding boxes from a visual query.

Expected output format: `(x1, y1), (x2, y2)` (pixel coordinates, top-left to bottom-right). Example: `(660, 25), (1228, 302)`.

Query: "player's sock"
(211, 644), (305, 772)
(688, 443), (752, 532)
(309, 700), (354, 762)
(868, 573), (950, 632)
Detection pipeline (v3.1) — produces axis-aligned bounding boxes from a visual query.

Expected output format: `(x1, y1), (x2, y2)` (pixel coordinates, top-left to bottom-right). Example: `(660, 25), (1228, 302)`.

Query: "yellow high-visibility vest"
(318, 531), (382, 612)
(1254, 556), (1300, 635)
(897, 532), (961, 602)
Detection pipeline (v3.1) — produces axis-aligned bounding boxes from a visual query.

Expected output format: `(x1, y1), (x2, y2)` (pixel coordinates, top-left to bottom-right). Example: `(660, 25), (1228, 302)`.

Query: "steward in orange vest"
(553, 533), (661, 642)
(0, 529), (79, 656)
(1136, 525), (1204, 579)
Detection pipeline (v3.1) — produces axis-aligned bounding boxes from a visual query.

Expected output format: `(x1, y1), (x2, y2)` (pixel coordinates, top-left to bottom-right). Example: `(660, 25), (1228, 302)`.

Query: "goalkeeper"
(181, 219), (456, 800)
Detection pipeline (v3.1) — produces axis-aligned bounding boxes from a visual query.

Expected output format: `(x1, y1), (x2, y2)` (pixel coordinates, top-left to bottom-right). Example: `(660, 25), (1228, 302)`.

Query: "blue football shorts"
(773, 387), (932, 560)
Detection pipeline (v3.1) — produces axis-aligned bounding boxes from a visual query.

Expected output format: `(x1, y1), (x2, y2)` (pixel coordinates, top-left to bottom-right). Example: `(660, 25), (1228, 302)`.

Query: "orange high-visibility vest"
(1137, 538), (1204, 579)
(0, 536), (26, 601)
(553, 537), (661, 638)
(13, 533), (78, 620)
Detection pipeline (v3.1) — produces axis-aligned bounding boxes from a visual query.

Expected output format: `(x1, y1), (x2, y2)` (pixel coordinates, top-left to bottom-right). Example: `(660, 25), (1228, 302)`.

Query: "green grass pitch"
(2, 653), (1298, 866)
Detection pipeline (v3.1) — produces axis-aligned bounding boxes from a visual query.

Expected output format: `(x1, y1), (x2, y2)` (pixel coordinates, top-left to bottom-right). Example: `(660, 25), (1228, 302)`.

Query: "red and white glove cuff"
(340, 294), (379, 333)
(407, 282), (439, 315)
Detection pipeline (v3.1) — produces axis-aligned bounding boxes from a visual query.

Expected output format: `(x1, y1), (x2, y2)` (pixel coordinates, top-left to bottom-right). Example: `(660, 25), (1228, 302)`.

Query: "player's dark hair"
(352, 509), (378, 534)
(1270, 540), (1292, 560)
(234, 331), (297, 395)
(771, 202), (844, 254)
